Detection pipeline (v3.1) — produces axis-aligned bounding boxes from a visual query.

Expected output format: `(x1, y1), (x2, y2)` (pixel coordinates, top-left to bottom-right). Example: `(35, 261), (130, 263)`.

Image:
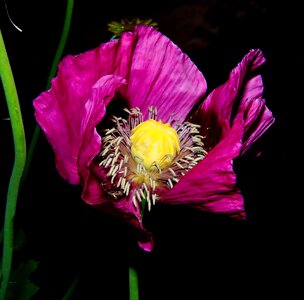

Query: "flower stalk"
(129, 266), (139, 300)
(0, 29), (27, 300)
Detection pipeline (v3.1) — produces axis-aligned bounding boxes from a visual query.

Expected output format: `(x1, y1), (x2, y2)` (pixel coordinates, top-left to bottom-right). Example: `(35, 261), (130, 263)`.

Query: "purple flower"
(33, 25), (274, 251)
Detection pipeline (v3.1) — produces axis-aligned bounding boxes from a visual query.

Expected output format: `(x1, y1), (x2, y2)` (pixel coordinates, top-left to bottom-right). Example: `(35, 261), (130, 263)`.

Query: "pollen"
(97, 107), (207, 212)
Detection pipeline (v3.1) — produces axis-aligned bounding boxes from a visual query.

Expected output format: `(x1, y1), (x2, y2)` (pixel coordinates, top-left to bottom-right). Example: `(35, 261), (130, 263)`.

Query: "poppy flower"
(33, 25), (274, 251)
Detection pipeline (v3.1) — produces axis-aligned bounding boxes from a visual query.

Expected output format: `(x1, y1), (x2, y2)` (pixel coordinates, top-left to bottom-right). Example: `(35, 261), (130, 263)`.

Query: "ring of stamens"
(97, 107), (207, 211)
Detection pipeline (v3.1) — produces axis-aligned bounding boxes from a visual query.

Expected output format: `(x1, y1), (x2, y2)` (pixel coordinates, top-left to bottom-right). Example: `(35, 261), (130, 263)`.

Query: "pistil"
(97, 107), (207, 211)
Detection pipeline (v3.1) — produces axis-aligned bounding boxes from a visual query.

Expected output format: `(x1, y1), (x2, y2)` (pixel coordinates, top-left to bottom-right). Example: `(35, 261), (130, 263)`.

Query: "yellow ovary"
(130, 119), (180, 169)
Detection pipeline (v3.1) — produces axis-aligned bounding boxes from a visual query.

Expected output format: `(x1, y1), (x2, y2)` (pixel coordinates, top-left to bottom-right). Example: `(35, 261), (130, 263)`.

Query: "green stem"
(129, 266), (139, 300)
(0, 29), (27, 300)
(62, 276), (79, 300)
(46, 0), (74, 89)
(21, 0), (74, 184)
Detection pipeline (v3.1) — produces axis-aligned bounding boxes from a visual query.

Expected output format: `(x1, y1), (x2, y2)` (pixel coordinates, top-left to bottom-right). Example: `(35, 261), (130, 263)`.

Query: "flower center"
(97, 107), (207, 211)
(130, 119), (180, 170)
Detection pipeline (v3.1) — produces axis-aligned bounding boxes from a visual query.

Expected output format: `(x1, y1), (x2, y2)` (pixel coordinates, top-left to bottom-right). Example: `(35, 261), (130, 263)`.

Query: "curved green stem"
(46, 0), (74, 89)
(129, 266), (139, 300)
(0, 29), (27, 300)
(22, 0), (74, 184)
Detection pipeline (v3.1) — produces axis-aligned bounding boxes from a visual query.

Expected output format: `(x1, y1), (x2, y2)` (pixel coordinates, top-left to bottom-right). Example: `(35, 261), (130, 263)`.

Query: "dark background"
(0, 0), (301, 299)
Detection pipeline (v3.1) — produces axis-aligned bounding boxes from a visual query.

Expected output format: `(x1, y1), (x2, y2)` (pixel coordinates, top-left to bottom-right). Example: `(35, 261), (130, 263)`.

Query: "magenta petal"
(34, 75), (126, 184)
(34, 25), (207, 184)
(161, 115), (245, 219)
(192, 49), (266, 150)
(33, 27), (142, 183)
(125, 25), (207, 123)
(78, 75), (127, 181)
(138, 239), (154, 252)
(82, 171), (154, 251)
(83, 163), (154, 251)
(241, 97), (275, 154)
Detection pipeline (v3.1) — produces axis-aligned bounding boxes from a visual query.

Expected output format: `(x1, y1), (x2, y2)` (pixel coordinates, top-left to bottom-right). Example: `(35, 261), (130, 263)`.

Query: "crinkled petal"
(34, 25), (206, 184)
(240, 97), (275, 155)
(161, 114), (245, 219)
(98, 192), (154, 252)
(191, 49), (266, 151)
(33, 27), (146, 184)
(34, 75), (126, 184)
(82, 164), (154, 251)
(78, 75), (127, 184)
(124, 26), (207, 122)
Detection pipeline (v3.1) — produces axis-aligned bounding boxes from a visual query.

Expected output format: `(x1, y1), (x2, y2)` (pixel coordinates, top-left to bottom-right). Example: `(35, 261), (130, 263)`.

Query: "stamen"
(97, 106), (207, 212)
(101, 145), (111, 156)
(114, 146), (120, 156)
(175, 161), (184, 169)
(143, 183), (148, 194)
(168, 168), (176, 176)
(180, 158), (189, 164)
(149, 177), (154, 188)
(190, 123), (201, 128)
(147, 198), (151, 211)
(121, 177), (126, 189)
(111, 165), (119, 176)
(119, 159), (124, 170)
(152, 179), (156, 191)
(123, 108), (132, 115)
(111, 173), (117, 184)
(136, 190), (142, 202)
(167, 178), (173, 188)
(124, 166), (128, 177)
(146, 190), (150, 203)
(152, 193), (157, 205)
(152, 162), (162, 173)
(124, 181), (130, 195)
(132, 195), (137, 208)
(139, 188), (145, 199)
(107, 165), (115, 176)
(185, 155), (194, 161)
(105, 127), (116, 135)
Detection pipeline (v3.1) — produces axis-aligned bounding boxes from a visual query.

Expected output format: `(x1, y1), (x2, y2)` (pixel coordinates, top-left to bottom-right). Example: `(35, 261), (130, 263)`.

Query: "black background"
(0, 0), (301, 299)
